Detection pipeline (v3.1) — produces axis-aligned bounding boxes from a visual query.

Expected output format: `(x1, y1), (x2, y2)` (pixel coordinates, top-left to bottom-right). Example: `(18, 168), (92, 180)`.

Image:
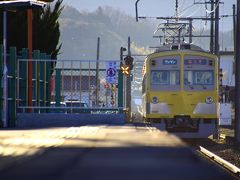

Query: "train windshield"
(184, 70), (214, 85)
(151, 70), (180, 85)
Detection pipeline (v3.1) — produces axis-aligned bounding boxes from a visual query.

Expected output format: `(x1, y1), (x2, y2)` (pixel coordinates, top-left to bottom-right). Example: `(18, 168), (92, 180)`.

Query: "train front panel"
(142, 50), (219, 136)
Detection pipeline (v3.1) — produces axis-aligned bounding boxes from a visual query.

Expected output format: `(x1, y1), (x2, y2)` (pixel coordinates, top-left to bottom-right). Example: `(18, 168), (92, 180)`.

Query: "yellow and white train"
(142, 43), (219, 138)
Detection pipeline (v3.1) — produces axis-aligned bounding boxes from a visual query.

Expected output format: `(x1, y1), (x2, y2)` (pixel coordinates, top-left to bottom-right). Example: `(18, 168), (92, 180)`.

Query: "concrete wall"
(17, 113), (126, 128)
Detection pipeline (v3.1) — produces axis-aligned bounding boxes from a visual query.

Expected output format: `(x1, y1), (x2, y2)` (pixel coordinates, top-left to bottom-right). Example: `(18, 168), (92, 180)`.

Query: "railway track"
(181, 135), (240, 179)
(146, 124), (238, 179)
(197, 146), (240, 179)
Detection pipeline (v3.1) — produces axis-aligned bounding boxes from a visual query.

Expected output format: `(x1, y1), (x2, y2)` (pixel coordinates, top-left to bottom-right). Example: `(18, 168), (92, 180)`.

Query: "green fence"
(36, 60), (124, 114)
(0, 45), (52, 127)
(17, 60), (124, 116)
(0, 45), (124, 128)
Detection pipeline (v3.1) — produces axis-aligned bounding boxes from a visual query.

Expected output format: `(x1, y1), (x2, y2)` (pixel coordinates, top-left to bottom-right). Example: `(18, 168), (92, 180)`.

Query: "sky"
(64, 0), (235, 31)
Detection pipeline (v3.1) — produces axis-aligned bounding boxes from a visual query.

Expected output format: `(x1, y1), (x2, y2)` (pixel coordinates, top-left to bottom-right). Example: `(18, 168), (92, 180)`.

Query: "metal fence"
(0, 46), (55, 127)
(17, 59), (123, 114)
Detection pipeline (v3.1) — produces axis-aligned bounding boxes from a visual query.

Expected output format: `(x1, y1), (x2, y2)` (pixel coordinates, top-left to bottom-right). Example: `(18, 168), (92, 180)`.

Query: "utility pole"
(214, 0), (220, 56)
(189, 19), (193, 43)
(126, 37), (132, 120)
(175, 0), (179, 18)
(235, 0), (240, 145)
(210, 0), (214, 53)
(192, 0), (223, 53)
(137, 0), (223, 47)
(96, 37), (100, 107)
(233, 4), (236, 74)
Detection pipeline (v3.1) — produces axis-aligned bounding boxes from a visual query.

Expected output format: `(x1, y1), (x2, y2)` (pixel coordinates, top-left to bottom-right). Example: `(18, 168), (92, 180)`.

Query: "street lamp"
(135, 0), (140, 22)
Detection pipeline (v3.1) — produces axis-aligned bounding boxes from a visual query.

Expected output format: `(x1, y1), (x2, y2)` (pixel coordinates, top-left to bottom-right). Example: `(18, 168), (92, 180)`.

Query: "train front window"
(151, 70), (180, 85)
(184, 70), (214, 85)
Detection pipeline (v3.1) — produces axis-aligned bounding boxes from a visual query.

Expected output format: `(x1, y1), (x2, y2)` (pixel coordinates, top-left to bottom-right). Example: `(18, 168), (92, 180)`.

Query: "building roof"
(0, 0), (46, 9)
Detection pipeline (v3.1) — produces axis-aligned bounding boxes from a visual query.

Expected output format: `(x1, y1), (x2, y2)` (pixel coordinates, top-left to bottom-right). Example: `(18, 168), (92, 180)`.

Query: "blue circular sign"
(107, 68), (116, 77)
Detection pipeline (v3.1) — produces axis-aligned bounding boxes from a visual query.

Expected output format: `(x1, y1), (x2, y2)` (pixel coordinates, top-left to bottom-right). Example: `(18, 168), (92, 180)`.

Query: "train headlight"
(205, 96), (214, 104)
(152, 97), (159, 104)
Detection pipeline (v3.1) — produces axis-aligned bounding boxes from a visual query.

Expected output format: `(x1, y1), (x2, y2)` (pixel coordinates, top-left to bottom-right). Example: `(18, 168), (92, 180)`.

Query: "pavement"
(0, 124), (235, 180)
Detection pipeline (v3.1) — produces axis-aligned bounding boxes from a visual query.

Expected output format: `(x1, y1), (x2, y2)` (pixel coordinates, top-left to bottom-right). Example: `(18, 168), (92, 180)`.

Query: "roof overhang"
(0, 0), (46, 10)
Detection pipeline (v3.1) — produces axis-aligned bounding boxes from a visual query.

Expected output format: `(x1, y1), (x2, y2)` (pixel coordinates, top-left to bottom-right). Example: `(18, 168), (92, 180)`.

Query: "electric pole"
(233, 4), (236, 74)
(214, 0), (220, 56)
(189, 19), (193, 43)
(210, 0), (214, 53)
(126, 37), (132, 121)
(96, 37), (100, 107)
(235, 0), (240, 145)
(175, 0), (179, 18)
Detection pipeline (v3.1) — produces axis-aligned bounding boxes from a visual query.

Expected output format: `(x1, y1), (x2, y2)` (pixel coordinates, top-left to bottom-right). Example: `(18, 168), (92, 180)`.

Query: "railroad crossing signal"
(121, 55), (133, 76)
(120, 64), (130, 76)
(124, 55), (134, 70)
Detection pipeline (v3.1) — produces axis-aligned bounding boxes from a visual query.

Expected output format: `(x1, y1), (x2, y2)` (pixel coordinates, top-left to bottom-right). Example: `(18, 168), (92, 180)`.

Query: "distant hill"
(58, 5), (234, 60)
(59, 6), (156, 60)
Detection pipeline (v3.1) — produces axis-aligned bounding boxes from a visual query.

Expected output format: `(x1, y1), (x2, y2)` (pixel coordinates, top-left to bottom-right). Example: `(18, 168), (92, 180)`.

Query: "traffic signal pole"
(120, 47), (126, 109)
(126, 37), (132, 121)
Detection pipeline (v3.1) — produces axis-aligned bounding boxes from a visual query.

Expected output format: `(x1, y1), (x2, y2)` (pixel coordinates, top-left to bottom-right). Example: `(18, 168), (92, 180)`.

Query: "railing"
(17, 59), (124, 114)
(0, 44), (126, 127)
(0, 46), (51, 127)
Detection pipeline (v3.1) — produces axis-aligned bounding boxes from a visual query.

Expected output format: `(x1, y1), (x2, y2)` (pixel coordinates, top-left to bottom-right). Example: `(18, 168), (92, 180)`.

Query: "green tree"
(33, 0), (63, 59)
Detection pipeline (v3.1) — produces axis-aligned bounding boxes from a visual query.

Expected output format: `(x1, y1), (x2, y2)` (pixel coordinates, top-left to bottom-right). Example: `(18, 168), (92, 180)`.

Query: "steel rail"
(199, 146), (240, 177)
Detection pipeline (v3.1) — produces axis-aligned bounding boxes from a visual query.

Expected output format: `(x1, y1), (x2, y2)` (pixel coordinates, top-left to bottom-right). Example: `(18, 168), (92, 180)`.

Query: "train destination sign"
(184, 59), (207, 65)
(163, 59), (177, 65)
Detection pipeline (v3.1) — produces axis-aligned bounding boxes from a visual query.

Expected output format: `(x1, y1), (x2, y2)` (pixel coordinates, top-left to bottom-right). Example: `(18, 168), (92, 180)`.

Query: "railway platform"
(0, 124), (235, 180)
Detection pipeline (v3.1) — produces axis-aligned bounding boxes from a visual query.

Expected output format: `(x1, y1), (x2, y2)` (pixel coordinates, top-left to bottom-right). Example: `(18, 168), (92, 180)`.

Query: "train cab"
(142, 43), (219, 138)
